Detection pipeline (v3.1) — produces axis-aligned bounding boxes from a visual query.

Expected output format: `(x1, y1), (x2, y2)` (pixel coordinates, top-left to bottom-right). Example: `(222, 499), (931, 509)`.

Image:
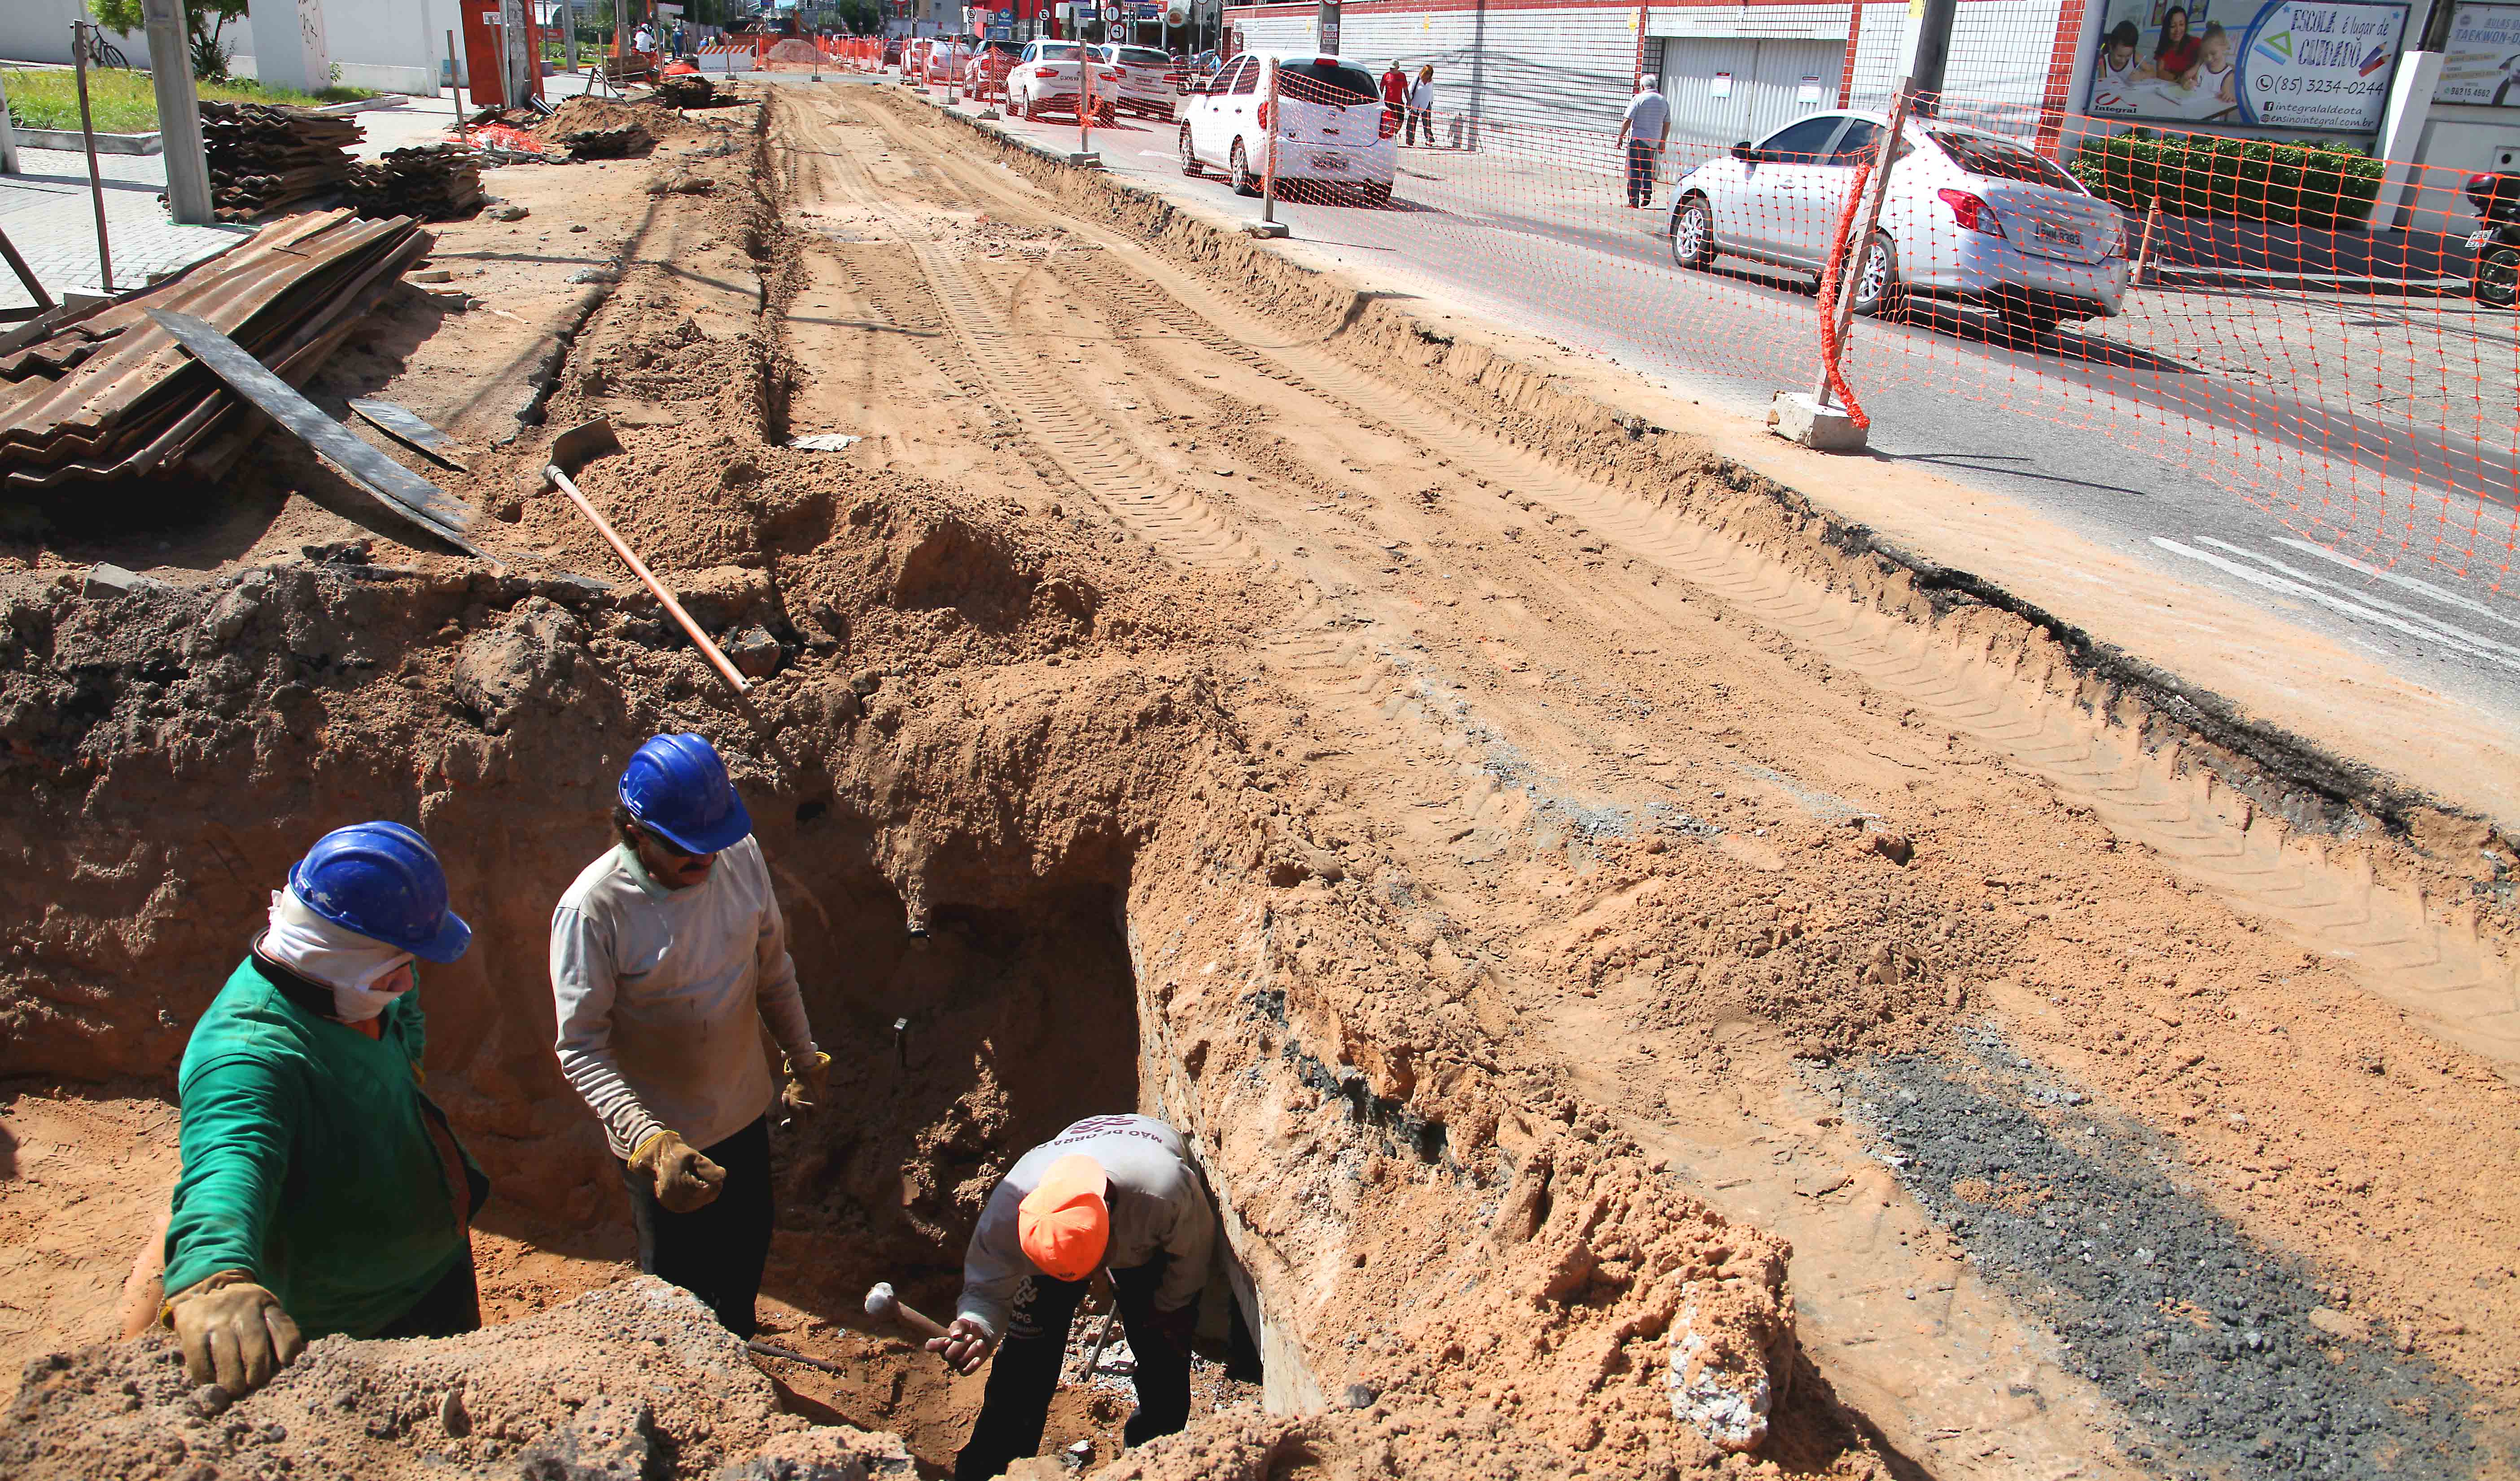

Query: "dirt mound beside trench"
(1, 1277), (914, 1480)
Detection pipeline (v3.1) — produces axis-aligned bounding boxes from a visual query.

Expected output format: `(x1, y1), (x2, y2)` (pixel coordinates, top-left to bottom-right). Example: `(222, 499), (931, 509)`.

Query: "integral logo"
(2255, 27), (2295, 63)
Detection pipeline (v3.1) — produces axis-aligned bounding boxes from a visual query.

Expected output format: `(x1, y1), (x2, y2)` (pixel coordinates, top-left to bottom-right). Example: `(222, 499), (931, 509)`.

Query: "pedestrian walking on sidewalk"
(551, 733), (828, 1339)
(1618, 73), (1670, 207)
(157, 822), (487, 1397)
(928, 1114), (1217, 1480)
(1380, 60), (1407, 135)
(1406, 65), (1435, 147)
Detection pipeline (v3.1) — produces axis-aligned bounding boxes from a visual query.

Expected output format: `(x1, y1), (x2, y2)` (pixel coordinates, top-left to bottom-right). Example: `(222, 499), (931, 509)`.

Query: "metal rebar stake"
(71, 22), (114, 294)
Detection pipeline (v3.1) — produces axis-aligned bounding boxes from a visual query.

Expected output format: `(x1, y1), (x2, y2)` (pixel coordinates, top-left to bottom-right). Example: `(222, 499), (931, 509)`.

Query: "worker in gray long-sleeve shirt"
(929, 1114), (1215, 1480)
(549, 733), (826, 1338)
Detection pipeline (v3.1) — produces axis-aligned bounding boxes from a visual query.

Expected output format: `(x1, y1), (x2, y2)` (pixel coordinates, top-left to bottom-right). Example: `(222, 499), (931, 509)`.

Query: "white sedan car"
(1092, 44), (1178, 120)
(1178, 51), (1395, 205)
(1667, 111), (2130, 339)
(1006, 39), (1121, 122)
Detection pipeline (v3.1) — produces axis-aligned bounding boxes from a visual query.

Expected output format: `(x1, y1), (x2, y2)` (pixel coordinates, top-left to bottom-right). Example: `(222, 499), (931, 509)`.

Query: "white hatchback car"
(1178, 52), (1396, 205)
(1006, 39), (1120, 122)
(1667, 111), (2131, 339)
(1093, 44), (1178, 120)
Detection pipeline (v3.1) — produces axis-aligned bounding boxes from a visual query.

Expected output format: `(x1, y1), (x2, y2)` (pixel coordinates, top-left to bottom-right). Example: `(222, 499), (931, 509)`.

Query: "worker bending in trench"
(930, 1113), (1216, 1479)
(157, 823), (488, 1395)
(550, 732), (827, 1337)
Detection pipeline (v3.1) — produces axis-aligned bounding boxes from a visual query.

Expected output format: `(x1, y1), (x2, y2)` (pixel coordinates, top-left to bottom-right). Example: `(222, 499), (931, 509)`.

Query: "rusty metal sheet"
(349, 398), (467, 470)
(147, 308), (481, 555)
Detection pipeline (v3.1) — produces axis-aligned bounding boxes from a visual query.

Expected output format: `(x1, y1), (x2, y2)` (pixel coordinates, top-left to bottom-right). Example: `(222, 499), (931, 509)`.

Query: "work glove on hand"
(164, 1270), (304, 1395)
(780, 1050), (831, 1116)
(925, 1315), (997, 1376)
(630, 1130), (726, 1213)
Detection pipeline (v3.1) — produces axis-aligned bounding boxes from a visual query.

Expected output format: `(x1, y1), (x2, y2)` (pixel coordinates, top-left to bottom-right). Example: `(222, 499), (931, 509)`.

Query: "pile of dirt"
(531, 96), (693, 142)
(0, 1277), (915, 1480)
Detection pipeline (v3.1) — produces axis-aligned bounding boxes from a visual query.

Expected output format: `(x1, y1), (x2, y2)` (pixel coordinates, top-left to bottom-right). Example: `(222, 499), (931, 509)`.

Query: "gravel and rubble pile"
(1843, 1026), (2488, 1479)
(0, 1277), (915, 1480)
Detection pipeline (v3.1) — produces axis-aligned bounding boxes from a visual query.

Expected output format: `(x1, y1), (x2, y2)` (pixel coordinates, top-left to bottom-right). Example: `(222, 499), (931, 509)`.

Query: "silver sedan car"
(1667, 111), (2131, 340)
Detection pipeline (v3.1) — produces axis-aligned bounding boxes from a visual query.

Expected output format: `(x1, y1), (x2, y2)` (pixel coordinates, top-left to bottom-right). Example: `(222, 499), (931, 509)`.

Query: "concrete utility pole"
(2375, 0), (2453, 229)
(0, 69), (22, 176)
(1904, 0), (1956, 115)
(143, 0), (214, 225)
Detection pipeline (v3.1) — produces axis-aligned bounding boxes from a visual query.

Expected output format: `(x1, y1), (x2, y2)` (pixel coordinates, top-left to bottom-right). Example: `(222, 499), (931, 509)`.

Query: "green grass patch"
(1, 68), (374, 134)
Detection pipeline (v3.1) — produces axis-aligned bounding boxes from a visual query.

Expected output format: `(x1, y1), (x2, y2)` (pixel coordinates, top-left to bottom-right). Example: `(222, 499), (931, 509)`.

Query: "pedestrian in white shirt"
(549, 733), (827, 1338)
(1618, 73), (1670, 208)
(1405, 64), (1435, 147)
(633, 23), (655, 53)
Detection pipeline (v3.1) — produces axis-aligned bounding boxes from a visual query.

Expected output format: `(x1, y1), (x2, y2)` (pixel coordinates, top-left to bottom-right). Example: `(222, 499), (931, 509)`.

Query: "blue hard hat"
(289, 822), (473, 963)
(618, 733), (752, 856)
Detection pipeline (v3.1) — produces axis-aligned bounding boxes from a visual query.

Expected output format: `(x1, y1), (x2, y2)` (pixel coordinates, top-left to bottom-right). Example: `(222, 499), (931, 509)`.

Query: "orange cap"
(1018, 1154), (1110, 1282)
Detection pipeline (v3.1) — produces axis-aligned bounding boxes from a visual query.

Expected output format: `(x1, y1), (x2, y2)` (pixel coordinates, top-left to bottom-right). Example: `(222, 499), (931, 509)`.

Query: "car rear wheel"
(1849, 233), (1902, 320)
(1672, 197), (1715, 271)
(1180, 123), (1203, 176)
(1231, 139), (1260, 197)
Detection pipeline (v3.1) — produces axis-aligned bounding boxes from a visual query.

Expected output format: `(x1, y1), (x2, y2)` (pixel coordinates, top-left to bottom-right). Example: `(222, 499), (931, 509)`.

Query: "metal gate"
(1654, 37), (1844, 152)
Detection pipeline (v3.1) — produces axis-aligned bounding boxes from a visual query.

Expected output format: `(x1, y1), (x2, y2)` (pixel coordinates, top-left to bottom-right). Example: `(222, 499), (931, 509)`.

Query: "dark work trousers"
(1404, 106), (1432, 146)
(954, 1258), (1194, 1481)
(1626, 140), (1658, 206)
(373, 1242), (481, 1339)
(614, 1115), (774, 1338)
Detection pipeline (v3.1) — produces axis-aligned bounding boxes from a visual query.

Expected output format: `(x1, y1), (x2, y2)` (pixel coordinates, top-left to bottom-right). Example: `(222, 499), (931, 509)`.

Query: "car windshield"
(1116, 47), (1169, 65)
(1037, 43), (1082, 60)
(1930, 130), (2080, 191)
(1278, 60), (1377, 103)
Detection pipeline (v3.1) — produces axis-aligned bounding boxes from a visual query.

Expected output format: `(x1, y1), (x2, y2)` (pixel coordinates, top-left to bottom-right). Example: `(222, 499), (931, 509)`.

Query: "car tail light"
(1378, 109), (1398, 139)
(1937, 188), (2004, 237)
(1257, 99), (1272, 129)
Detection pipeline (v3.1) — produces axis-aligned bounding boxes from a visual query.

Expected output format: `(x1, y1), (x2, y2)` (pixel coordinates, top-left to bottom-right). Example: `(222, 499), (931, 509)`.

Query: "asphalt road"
(893, 80), (2520, 725)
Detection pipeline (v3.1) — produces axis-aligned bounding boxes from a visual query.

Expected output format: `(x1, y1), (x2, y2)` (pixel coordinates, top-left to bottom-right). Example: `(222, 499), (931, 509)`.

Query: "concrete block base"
(1065, 152), (1103, 168)
(1243, 220), (1291, 238)
(1767, 391), (1867, 452)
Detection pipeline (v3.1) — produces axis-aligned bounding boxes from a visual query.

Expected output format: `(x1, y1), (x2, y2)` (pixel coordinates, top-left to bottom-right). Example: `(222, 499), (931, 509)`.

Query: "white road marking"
(2150, 537), (2520, 673)
(2196, 536), (2520, 662)
(2268, 536), (2520, 633)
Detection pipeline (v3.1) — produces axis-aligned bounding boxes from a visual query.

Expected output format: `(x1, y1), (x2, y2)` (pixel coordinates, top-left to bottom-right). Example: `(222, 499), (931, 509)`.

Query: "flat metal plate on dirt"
(789, 433), (863, 451)
(349, 397), (469, 470)
(147, 310), (483, 556)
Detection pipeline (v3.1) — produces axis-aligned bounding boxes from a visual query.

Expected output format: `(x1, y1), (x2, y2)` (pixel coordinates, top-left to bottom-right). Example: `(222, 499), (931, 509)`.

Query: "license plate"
(2470, 229), (2496, 247)
(1310, 151), (1348, 171)
(2033, 222), (2083, 247)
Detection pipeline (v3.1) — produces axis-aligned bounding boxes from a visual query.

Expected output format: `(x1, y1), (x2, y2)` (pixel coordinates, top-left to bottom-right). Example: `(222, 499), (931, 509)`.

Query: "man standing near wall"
(550, 732), (829, 1338)
(1617, 72), (1669, 207)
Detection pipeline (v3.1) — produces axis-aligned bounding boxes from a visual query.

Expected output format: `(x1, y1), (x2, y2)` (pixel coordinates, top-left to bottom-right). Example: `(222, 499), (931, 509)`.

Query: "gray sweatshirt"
(549, 836), (818, 1158)
(957, 1114), (1216, 1340)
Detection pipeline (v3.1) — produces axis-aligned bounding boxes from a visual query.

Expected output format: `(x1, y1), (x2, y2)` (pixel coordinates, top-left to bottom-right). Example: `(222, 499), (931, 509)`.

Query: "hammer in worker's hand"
(865, 1282), (950, 1343)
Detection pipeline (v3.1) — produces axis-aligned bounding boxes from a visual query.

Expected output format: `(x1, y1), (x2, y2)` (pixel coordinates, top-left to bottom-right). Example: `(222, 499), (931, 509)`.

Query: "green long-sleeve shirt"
(163, 953), (482, 1339)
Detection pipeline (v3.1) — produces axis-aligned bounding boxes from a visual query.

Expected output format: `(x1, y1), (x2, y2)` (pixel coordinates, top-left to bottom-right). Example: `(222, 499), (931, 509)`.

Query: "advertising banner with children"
(2085, 0), (2406, 131)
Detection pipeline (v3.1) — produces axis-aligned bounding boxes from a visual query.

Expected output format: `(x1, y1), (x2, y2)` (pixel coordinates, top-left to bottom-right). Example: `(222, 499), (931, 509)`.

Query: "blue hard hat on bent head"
(619, 733), (753, 856)
(289, 822), (473, 963)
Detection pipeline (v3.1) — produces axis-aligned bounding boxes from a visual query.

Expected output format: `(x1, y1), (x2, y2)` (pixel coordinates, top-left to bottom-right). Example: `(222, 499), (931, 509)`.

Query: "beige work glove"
(164, 1270), (304, 1395)
(630, 1130), (726, 1213)
(781, 1050), (831, 1115)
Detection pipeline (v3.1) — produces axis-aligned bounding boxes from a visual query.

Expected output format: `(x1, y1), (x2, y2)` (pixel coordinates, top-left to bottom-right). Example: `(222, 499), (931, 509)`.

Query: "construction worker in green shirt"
(158, 822), (487, 1395)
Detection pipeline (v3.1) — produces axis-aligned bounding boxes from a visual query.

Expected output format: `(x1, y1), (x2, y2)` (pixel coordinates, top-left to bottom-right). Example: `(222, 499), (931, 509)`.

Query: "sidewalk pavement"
(1, 74), (602, 313)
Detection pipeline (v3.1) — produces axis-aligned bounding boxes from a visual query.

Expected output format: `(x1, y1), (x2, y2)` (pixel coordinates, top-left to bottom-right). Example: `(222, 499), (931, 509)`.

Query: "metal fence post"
(1261, 54), (1278, 225)
(71, 22), (116, 293)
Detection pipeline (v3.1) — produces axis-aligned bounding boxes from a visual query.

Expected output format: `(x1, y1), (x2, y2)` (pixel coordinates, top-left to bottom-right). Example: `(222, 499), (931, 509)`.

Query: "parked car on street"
(1666, 111), (2130, 340)
(1091, 44), (1180, 119)
(966, 38), (1025, 99)
(1178, 51), (1395, 205)
(882, 37), (903, 67)
(1007, 39), (1122, 122)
